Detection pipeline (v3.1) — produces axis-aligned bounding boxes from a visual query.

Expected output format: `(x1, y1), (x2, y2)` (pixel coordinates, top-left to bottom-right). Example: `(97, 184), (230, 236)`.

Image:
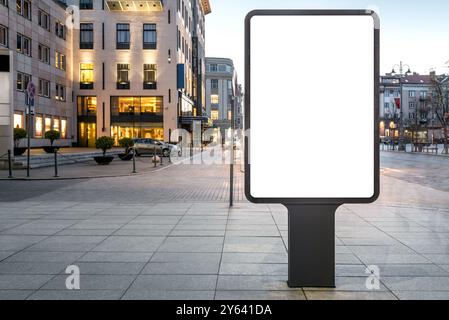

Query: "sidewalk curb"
(380, 149), (449, 158)
(0, 163), (175, 181)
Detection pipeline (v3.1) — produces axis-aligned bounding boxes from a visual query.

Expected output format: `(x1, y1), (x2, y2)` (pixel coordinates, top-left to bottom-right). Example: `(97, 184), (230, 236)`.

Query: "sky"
(205, 0), (449, 82)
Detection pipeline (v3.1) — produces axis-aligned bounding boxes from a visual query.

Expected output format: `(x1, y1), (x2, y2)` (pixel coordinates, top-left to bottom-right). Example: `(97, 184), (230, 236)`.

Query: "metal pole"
(26, 94), (30, 177)
(154, 145), (157, 167)
(132, 147), (136, 173)
(8, 149), (13, 179)
(54, 150), (58, 178)
(230, 98), (235, 207)
(160, 147), (163, 166)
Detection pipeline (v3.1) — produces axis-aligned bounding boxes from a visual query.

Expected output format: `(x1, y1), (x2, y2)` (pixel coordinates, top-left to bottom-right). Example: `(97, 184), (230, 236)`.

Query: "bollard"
(8, 150), (13, 179)
(160, 148), (163, 166)
(168, 149), (171, 163)
(54, 150), (59, 178)
(132, 147), (137, 173)
(154, 145), (157, 167)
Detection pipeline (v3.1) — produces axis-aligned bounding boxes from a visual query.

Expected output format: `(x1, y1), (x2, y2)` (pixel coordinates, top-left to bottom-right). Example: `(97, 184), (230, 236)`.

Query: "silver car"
(133, 139), (181, 157)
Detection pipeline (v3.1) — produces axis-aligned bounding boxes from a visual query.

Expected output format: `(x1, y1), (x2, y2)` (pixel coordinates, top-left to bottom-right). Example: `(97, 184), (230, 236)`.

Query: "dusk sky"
(205, 0), (449, 81)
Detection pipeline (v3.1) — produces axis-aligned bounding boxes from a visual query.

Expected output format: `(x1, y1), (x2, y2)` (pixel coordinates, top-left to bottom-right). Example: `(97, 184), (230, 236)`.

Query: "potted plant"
(43, 130), (61, 154)
(94, 136), (115, 165)
(13, 128), (27, 156)
(118, 137), (135, 161)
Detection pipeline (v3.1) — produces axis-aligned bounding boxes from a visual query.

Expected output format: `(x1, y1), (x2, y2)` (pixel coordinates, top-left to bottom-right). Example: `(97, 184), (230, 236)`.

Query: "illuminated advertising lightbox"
(245, 10), (380, 204)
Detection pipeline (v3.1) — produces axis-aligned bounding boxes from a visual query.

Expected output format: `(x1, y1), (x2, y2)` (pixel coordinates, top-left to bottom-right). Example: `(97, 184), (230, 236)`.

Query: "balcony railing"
(105, 1), (163, 12)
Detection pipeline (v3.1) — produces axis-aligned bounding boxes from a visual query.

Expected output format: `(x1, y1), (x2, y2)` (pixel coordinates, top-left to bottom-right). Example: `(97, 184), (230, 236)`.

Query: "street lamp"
(391, 61), (412, 151)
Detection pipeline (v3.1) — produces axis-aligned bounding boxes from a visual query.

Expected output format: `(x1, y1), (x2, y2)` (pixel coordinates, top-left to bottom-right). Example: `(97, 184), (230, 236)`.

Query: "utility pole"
(229, 97), (235, 207)
(392, 61), (412, 151)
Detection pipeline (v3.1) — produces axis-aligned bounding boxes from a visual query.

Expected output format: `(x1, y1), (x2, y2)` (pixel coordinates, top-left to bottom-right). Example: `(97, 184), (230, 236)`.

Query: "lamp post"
(391, 61), (412, 151)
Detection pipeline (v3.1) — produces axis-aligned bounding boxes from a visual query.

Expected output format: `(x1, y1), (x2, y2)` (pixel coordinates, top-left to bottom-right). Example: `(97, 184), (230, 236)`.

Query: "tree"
(95, 136), (115, 157)
(430, 74), (449, 154)
(44, 130), (61, 147)
(13, 128), (27, 148)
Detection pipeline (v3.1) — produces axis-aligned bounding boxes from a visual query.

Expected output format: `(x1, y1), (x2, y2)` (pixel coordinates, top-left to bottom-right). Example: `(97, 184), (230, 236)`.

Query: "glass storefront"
(111, 96), (164, 144)
(111, 125), (164, 144)
(78, 122), (96, 148)
(77, 96), (97, 147)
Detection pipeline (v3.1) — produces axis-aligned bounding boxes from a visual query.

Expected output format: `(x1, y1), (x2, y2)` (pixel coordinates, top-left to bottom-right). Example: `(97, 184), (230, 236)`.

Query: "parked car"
(133, 139), (182, 157)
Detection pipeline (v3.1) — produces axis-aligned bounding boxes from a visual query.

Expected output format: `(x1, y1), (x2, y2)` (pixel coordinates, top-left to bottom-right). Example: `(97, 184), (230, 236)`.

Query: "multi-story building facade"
(0, 0), (73, 156)
(73, 0), (211, 147)
(380, 73), (442, 143)
(0, 0), (211, 156)
(205, 57), (242, 140)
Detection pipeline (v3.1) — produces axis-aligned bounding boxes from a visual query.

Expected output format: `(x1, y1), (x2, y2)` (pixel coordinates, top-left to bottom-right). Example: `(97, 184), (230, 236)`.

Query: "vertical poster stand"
(245, 10), (380, 288)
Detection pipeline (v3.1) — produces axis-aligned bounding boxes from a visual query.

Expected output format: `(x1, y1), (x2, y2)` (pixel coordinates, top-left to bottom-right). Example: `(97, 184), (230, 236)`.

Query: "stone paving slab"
(0, 152), (449, 299)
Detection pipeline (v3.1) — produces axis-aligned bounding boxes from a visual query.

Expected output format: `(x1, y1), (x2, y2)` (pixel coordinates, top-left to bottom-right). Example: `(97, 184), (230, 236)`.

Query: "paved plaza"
(0, 151), (449, 300)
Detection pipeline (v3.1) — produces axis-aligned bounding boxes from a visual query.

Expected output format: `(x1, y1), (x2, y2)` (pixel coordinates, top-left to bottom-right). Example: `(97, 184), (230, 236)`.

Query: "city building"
(380, 73), (441, 143)
(0, 0), (212, 156)
(205, 57), (242, 141)
(0, 0), (73, 156)
(73, 0), (211, 147)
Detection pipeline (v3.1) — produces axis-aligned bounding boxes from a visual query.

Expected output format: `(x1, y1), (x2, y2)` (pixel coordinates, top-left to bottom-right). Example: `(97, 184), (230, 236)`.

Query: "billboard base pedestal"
(286, 204), (340, 288)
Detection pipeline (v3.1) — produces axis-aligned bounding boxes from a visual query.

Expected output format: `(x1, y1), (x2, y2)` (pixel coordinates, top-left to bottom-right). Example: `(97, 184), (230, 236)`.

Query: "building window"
(17, 33), (31, 56)
(77, 96), (97, 116)
(228, 110), (232, 120)
(80, 23), (94, 49)
(38, 10), (50, 31)
(79, 0), (93, 10)
(211, 79), (219, 90)
(143, 24), (157, 49)
(1, 0), (8, 7)
(35, 115), (43, 138)
(16, 72), (31, 91)
(45, 117), (52, 133)
(38, 44), (50, 64)
(211, 110), (219, 120)
(409, 102), (415, 109)
(55, 84), (66, 101)
(143, 64), (157, 89)
(210, 64), (218, 72)
(420, 91), (427, 98)
(117, 64), (130, 89)
(38, 79), (50, 98)
(111, 96), (163, 115)
(409, 90), (416, 98)
(17, 0), (31, 20)
(211, 94), (219, 105)
(14, 112), (24, 129)
(55, 52), (66, 70)
(80, 63), (94, 89)
(0, 25), (8, 47)
(55, 21), (66, 39)
(61, 119), (67, 138)
(53, 117), (60, 132)
(116, 23), (130, 49)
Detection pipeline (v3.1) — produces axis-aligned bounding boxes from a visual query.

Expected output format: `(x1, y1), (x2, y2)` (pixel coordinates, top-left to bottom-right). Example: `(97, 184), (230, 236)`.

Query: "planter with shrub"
(43, 130), (61, 154)
(94, 136), (115, 165)
(118, 137), (135, 161)
(13, 128), (27, 156)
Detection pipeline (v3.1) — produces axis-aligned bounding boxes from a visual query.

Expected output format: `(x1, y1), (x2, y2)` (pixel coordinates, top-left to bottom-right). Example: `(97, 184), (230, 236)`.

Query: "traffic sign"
(26, 81), (36, 99)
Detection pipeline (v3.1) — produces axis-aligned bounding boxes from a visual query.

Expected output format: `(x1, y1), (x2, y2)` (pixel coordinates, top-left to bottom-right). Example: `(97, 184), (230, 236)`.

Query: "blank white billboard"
(248, 12), (378, 200)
